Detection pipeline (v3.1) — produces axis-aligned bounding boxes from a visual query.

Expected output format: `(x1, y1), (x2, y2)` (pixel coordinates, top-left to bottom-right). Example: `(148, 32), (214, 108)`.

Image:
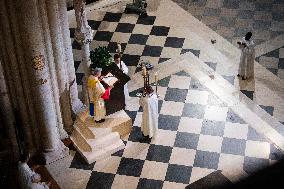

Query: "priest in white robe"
(237, 32), (255, 80)
(18, 153), (36, 189)
(139, 86), (158, 138)
(114, 54), (129, 99)
(88, 67), (111, 123)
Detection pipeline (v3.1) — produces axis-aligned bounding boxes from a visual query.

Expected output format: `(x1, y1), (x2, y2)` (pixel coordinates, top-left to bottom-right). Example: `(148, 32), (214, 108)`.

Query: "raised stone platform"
(70, 110), (132, 164)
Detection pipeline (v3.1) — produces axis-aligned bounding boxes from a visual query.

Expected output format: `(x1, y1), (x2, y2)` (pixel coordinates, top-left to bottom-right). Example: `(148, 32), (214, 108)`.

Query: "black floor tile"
(103, 12), (122, 22)
(221, 137), (246, 156)
(107, 42), (127, 53)
(186, 170), (233, 189)
(128, 34), (149, 45)
(174, 132), (200, 150)
(142, 45), (163, 57)
(146, 144), (173, 163)
(164, 37), (185, 48)
(69, 152), (95, 170)
(269, 144), (284, 161)
(117, 157), (144, 177)
(150, 26), (170, 36)
(158, 76), (171, 87)
(158, 114), (180, 131)
(88, 20), (101, 30)
(72, 40), (82, 50)
(115, 23), (135, 33)
(76, 73), (85, 85)
(93, 31), (113, 41)
(201, 120), (225, 137)
(247, 127), (267, 142)
(128, 126), (151, 143)
(165, 88), (188, 102)
(121, 54), (140, 66)
(137, 178), (163, 189)
(240, 90), (254, 100)
(243, 157), (270, 175)
(165, 164), (192, 184)
(69, 28), (75, 38)
(259, 105), (274, 116)
(136, 16), (156, 25)
(86, 171), (115, 189)
(193, 150), (220, 169)
(74, 61), (81, 71)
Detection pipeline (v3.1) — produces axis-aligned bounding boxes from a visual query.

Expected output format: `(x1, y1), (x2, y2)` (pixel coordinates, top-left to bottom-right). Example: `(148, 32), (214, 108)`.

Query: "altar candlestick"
(142, 65), (147, 76)
(155, 72), (158, 94)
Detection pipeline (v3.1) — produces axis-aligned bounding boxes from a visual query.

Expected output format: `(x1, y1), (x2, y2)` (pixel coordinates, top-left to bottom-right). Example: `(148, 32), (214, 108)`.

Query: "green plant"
(90, 46), (112, 69)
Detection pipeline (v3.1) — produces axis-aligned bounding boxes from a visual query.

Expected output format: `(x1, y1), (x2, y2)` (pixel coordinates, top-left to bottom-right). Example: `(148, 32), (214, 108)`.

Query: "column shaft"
(38, 0), (68, 139)
(45, 0), (74, 132)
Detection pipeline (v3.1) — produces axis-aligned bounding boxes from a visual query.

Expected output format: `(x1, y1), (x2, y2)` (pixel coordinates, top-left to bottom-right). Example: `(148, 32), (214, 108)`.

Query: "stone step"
(74, 119), (95, 139)
(86, 110), (132, 137)
(73, 139), (125, 164)
(88, 132), (121, 150)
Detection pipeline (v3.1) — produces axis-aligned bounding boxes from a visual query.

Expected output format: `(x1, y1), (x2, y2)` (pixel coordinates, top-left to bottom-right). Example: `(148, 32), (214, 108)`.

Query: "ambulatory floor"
(46, 0), (284, 188)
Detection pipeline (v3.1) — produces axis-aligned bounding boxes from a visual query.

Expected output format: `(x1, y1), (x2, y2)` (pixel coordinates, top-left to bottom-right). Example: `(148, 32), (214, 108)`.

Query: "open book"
(102, 72), (118, 87)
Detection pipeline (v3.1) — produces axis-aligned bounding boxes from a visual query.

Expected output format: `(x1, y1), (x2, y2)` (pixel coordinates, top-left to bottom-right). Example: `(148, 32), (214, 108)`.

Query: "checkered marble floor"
(68, 71), (284, 189)
(172, 0), (284, 45)
(256, 46), (284, 80)
(70, 10), (200, 84)
(68, 0), (284, 144)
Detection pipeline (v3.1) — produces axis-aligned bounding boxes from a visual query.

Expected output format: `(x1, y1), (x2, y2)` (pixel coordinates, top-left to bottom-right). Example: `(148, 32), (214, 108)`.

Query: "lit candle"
(142, 65), (147, 76)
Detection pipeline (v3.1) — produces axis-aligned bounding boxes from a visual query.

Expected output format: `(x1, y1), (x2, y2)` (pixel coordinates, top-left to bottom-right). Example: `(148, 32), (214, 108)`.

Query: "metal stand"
(125, 0), (148, 17)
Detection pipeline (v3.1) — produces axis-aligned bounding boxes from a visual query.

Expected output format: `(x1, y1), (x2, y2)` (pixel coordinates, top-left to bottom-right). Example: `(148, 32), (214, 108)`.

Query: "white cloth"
(139, 93), (158, 138)
(29, 183), (49, 189)
(88, 76), (106, 121)
(18, 162), (36, 189)
(116, 61), (130, 99)
(238, 37), (255, 79)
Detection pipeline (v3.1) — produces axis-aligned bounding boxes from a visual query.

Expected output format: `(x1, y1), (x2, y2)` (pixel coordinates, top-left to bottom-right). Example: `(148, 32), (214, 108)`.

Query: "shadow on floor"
(187, 159), (284, 189)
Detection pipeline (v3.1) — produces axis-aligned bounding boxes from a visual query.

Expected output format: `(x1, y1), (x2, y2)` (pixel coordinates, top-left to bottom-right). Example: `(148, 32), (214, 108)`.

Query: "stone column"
(37, 0), (68, 139)
(0, 0), (37, 152)
(0, 60), (19, 158)
(74, 0), (94, 104)
(17, 0), (68, 163)
(58, 0), (85, 114)
(45, 0), (74, 133)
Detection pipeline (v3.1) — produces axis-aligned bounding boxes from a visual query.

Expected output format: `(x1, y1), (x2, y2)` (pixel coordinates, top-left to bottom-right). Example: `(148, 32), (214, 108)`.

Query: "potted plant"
(90, 46), (113, 71)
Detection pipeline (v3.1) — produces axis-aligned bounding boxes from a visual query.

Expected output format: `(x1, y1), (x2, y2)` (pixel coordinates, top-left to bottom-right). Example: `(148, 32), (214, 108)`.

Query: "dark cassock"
(101, 63), (130, 115)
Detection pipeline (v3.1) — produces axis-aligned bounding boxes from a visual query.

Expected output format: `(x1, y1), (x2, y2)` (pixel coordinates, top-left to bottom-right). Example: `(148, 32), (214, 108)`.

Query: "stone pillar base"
(72, 99), (87, 115)
(44, 141), (69, 164)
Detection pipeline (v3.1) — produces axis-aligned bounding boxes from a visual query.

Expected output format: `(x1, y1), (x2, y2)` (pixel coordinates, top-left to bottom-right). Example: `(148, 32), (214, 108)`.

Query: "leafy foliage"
(90, 46), (112, 69)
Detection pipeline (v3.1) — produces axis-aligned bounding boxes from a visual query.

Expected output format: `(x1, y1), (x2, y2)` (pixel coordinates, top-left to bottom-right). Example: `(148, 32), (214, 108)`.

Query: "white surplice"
(18, 162), (36, 189)
(116, 61), (129, 99)
(139, 93), (158, 138)
(238, 37), (255, 79)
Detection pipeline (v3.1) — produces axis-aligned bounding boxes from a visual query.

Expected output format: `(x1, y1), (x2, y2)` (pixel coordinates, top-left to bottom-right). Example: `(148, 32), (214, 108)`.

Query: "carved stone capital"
(74, 28), (93, 45)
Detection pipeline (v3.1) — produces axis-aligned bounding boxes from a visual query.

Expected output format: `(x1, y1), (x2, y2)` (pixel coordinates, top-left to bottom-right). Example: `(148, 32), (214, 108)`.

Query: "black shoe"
(95, 119), (105, 123)
(237, 74), (240, 77)
(242, 77), (246, 80)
